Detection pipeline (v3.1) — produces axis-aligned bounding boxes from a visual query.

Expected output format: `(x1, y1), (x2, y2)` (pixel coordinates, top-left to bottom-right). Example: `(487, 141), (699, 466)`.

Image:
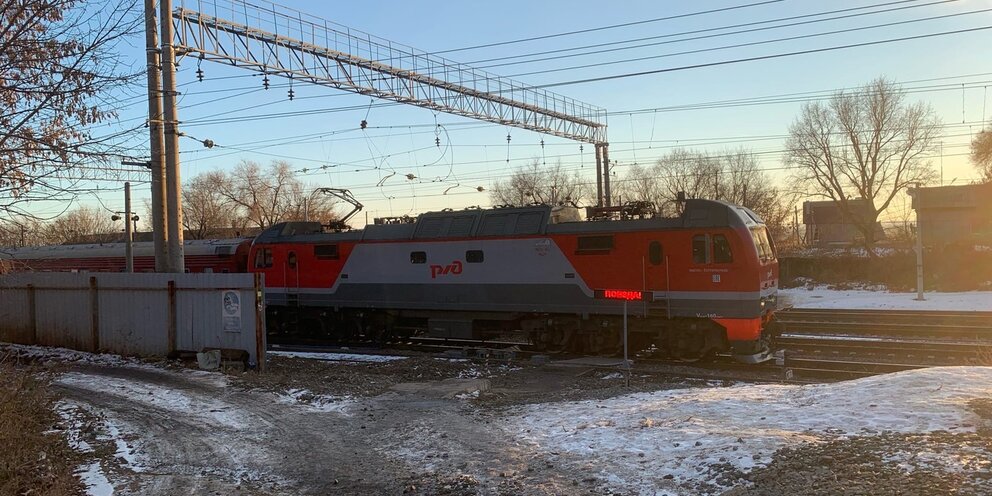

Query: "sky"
(57, 0), (992, 227)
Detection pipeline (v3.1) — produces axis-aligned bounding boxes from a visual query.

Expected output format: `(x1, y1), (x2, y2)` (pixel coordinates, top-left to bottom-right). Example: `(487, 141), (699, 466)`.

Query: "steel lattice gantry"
(170, 0), (608, 145)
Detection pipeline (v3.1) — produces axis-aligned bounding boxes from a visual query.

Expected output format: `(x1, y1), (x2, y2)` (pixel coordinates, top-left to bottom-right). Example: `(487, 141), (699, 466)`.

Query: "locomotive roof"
(0, 238), (249, 260)
(254, 199), (764, 244)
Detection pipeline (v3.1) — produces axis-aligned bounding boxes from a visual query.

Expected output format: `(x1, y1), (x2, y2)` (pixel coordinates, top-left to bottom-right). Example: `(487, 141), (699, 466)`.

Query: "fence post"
(167, 280), (177, 354)
(254, 272), (265, 372)
(27, 283), (37, 345)
(89, 277), (100, 352)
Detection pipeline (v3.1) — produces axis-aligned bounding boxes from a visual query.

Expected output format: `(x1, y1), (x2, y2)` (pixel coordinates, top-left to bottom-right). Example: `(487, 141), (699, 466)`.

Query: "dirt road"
(54, 359), (611, 495)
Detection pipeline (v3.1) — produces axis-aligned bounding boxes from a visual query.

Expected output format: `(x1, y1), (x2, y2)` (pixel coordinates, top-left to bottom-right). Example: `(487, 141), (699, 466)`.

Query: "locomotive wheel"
(297, 317), (325, 338)
(536, 328), (573, 353)
(588, 330), (621, 356)
(668, 330), (709, 362)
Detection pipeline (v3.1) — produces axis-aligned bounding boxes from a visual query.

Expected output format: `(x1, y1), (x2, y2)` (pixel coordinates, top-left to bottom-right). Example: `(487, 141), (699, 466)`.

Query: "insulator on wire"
(360, 119), (367, 130)
(435, 136), (440, 147)
(288, 87), (295, 101)
(263, 75), (270, 90)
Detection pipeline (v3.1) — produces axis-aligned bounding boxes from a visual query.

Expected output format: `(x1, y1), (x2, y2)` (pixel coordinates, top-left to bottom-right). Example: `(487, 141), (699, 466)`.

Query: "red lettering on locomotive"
(429, 260), (463, 279)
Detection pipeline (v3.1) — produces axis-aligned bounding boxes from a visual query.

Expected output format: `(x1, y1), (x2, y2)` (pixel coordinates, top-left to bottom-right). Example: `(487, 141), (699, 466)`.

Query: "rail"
(774, 308), (992, 378)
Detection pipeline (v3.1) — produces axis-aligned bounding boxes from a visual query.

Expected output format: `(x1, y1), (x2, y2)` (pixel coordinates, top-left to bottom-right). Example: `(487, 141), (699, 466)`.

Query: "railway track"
(775, 308), (992, 379)
(269, 308), (992, 383)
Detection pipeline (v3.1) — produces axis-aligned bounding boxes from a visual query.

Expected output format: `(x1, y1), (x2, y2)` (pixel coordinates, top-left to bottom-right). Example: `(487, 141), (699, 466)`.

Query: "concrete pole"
(602, 144), (612, 207)
(623, 299), (629, 387)
(160, 0), (184, 273)
(125, 182), (134, 273)
(144, 0), (168, 272)
(915, 218), (925, 301)
(594, 144), (603, 207)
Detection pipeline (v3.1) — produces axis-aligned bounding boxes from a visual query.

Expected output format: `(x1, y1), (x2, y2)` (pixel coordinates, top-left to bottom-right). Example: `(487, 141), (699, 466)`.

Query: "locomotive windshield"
(750, 226), (776, 262)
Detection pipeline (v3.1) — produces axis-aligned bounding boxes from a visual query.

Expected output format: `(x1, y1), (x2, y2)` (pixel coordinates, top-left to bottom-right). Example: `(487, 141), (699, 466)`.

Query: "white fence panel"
(0, 273), (266, 369)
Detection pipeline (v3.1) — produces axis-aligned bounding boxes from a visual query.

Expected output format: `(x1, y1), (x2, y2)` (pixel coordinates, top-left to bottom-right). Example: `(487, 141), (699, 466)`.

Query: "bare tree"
(972, 129), (992, 183)
(213, 160), (299, 228)
(182, 171), (245, 239)
(196, 160), (338, 230)
(41, 206), (116, 244)
(0, 0), (141, 219)
(785, 77), (940, 251)
(0, 218), (47, 247)
(614, 163), (669, 213)
(655, 149), (721, 212)
(721, 148), (791, 237)
(490, 160), (589, 207)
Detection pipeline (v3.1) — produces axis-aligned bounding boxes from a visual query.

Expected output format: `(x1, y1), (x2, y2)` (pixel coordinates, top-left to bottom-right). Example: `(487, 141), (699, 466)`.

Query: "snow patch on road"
(883, 445), (992, 475)
(77, 462), (114, 496)
(269, 350), (408, 363)
(503, 367), (992, 495)
(779, 287), (992, 311)
(276, 388), (353, 414)
(56, 372), (252, 429)
(1, 343), (151, 367)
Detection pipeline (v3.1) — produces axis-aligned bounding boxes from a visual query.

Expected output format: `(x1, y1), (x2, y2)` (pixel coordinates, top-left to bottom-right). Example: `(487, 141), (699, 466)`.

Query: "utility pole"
(602, 144), (612, 207)
(124, 182), (134, 273)
(160, 0), (184, 272)
(144, 0), (168, 272)
(594, 144), (603, 207)
(111, 184), (137, 273)
(794, 206), (800, 246)
(911, 185), (925, 301)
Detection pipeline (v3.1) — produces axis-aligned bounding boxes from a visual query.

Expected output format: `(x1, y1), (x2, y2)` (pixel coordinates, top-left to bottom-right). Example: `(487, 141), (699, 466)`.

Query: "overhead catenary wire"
(469, 0), (962, 69)
(430, 0), (785, 54)
(531, 25), (992, 89)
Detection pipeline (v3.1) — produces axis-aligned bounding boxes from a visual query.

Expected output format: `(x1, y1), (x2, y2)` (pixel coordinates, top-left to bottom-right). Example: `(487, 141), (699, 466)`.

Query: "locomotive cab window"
(287, 251), (298, 268)
(713, 235), (733, 263)
(314, 244), (339, 260)
(576, 235), (614, 254)
(254, 248), (273, 268)
(466, 250), (484, 263)
(691, 235), (709, 264)
(648, 241), (663, 265)
(410, 251), (427, 264)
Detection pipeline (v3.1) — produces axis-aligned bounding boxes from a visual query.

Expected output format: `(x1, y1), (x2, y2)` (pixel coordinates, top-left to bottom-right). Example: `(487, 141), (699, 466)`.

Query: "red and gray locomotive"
(250, 199), (778, 362)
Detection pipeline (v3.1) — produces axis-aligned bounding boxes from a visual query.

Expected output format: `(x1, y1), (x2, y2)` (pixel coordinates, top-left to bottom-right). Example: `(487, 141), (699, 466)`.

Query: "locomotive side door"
(645, 240), (666, 291)
(285, 250), (300, 302)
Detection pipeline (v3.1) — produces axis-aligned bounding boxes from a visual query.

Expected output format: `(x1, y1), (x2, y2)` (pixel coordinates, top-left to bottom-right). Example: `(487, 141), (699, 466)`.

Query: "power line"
(431, 0), (784, 55)
(470, 0), (956, 68)
(502, 8), (991, 79)
(532, 25), (992, 89)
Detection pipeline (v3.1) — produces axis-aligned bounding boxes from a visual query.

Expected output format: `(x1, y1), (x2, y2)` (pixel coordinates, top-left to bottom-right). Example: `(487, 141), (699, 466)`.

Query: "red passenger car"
(0, 238), (253, 274)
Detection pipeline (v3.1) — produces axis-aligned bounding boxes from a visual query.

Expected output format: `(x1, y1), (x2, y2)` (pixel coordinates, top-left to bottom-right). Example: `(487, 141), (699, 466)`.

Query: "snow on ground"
(56, 372), (254, 429)
(268, 350), (408, 363)
(780, 287), (992, 311)
(58, 401), (140, 495)
(275, 388), (354, 414)
(503, 367), (992, 495)
(882, 444), (992, 475)
(1, 343), (151, 367)
(77, 462), (114, 496)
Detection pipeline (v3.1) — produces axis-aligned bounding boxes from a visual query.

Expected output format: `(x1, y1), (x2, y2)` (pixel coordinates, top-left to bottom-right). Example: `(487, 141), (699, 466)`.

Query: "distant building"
(910, 183), (992, 247)
(803, 199), (885, 248)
